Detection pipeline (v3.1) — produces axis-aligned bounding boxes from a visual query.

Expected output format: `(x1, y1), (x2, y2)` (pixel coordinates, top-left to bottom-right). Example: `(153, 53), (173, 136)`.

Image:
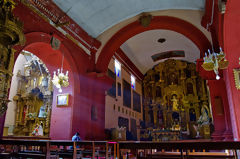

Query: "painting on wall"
(57, 94), (69, 106)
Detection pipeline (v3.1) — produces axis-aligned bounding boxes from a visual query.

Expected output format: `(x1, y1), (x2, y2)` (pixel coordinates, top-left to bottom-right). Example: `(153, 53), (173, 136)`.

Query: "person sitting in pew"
(72, 132), (81, 141)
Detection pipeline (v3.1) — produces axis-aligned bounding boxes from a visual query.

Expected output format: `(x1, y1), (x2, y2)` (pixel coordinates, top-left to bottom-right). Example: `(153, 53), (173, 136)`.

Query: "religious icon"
(171, 94), (179, 111)
(57, 94), (69, 106)
(38, 105), (46, 118)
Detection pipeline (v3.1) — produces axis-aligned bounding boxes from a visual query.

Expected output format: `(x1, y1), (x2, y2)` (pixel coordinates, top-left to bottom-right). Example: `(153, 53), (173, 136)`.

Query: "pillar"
(208, 79), (233, 140)
(223, 0), (240, 140)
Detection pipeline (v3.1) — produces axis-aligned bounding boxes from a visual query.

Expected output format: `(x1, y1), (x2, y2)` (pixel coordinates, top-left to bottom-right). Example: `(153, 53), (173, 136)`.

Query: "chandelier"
(201, 47), (229, 80)
(52, 53), (69, 92)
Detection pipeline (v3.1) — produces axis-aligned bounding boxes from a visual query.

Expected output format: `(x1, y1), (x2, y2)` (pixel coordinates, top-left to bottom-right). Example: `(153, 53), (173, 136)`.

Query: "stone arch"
(96, 16), (211, 73)
(12, 32), (79, 139)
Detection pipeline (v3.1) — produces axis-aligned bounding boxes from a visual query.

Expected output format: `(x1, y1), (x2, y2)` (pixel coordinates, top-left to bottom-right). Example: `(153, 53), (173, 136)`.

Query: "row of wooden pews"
(119, 140), (240, 159)
(0, 139), (112, 158)
(1, 139), (240, 158)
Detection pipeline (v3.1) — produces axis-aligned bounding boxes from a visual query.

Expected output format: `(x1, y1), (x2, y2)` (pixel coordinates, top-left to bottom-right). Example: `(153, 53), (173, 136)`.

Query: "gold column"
(152, 104), (158, 126)
(144, 106), (150, 123)
(0, 0), (25, 116)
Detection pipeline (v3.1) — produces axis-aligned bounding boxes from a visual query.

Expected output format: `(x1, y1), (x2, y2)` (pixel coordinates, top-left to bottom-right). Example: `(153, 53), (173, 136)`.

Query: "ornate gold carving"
(143, 59), (210, 140)
(0, 0), (25, 116)
(233, 68), (240, 90)
(13, 54), (53, 136)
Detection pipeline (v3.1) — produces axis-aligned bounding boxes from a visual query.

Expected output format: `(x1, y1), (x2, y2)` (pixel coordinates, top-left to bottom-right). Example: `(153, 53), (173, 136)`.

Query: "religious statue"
(32, 122), (44, 136)
(171, 95), (178, 111)
(38, 105), (46, 118)
(198, 105), (210, 126)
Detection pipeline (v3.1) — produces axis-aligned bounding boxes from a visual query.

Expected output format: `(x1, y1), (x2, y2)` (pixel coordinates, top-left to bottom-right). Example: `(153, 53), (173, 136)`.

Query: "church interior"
(1, 0), (240, 158)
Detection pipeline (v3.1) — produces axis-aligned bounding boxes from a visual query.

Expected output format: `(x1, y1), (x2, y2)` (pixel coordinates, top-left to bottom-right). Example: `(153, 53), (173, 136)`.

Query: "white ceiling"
(53, 0), (205, 38)
(120, 30), (200, 74)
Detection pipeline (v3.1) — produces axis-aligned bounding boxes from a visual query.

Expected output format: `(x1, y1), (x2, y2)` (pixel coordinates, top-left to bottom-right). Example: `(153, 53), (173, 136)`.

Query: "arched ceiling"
(53, 0), (205, 38)
(121, 30), (200, 74)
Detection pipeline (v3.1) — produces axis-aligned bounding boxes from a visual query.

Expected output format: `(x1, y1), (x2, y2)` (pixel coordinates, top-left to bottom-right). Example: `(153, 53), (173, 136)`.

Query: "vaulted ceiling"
(53, 0), (205, 38)
(53, 0), (210, 74)
(120, 30), (200, 74)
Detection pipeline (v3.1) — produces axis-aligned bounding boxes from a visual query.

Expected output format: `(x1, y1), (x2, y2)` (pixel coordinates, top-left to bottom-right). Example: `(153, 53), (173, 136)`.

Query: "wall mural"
(142, 59), (211, 141)
(13, 52), (53, 137)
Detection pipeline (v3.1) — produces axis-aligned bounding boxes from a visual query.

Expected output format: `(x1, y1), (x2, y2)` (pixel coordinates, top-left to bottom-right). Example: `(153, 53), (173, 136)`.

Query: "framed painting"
(57, 94), (69, 106)
(233, 69), (240, 90)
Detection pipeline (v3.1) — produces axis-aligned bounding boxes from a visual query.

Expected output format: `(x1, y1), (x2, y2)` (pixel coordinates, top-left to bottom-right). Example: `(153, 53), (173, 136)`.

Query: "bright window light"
(131, 75), (135, 89)
(115, 59), (121, 77)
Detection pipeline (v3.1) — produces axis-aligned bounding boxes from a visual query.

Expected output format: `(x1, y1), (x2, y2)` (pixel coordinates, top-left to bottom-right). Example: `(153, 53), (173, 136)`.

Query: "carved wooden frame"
(233, 69), (240, 90)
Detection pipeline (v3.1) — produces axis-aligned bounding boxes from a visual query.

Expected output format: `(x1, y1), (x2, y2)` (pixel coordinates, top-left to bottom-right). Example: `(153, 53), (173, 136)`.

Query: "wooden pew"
(118, 140), (240, 159)
(0, 139), (49, 158)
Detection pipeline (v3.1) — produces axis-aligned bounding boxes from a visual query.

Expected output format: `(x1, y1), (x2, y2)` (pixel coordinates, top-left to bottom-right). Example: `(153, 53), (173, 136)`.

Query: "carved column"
(152, 104), (158, 127)
(144, 106), (150, 124)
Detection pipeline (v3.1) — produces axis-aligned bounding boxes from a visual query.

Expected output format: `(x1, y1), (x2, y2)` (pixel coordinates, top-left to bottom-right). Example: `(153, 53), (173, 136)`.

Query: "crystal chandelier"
(201, 47), (229, 80)
(52, 53), (69, 92)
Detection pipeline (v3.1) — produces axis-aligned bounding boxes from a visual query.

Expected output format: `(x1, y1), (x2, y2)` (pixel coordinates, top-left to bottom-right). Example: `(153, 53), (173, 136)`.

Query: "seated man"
(72, 132), (81, 141)
(70, 132), (81, 149)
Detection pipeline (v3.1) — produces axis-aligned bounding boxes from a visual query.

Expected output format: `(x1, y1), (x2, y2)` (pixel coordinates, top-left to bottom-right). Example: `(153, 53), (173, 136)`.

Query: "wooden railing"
(0, 139), (240, 158)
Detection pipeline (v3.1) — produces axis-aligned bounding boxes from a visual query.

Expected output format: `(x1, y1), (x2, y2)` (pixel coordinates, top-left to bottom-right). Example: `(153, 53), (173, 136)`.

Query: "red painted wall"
(0, 1), (108, 140)
(23, 42), (74, 140)
(224, 0), (240, 140)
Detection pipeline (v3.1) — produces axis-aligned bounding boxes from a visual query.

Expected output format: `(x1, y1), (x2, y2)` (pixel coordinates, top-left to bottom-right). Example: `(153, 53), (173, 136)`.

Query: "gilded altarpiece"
(13, 54), (53, 137)
(0, 0), (25, 116)
(142, 59), (210, 141)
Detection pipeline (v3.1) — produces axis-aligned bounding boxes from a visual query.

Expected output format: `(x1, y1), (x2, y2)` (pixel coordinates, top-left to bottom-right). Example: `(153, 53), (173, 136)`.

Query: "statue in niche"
(38, 122), (44, 136)
(169, 72), (178, 85)
(38, 105), (46, 118)
(41, 76), (48, 89)
(198, 105), (210, 126)
(171, 94), (179, 111)
(32, 122), (44, 136)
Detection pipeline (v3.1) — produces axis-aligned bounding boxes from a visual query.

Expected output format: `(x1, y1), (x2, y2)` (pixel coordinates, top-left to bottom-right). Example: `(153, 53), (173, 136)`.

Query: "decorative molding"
(19, 0), (101, 55)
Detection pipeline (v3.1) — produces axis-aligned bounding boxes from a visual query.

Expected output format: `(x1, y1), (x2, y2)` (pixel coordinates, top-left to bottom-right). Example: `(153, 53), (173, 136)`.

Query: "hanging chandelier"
(52, 53), (69, 92)
(201, 47), (229, 80)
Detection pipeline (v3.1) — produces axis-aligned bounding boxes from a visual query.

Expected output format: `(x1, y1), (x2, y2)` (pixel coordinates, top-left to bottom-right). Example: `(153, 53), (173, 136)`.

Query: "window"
(107, 69), (116, 97)
(118, 82), (121, 96)
(123, 79), (131, 108)
(131, 75), (136, 90)
(115, 59), (121, 78)
(133, 90), (141, 112)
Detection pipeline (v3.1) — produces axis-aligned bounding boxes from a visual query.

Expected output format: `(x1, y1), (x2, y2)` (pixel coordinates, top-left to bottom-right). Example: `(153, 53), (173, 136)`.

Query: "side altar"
(12, 53), (53, 137)
(142, 59), (211, 140)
